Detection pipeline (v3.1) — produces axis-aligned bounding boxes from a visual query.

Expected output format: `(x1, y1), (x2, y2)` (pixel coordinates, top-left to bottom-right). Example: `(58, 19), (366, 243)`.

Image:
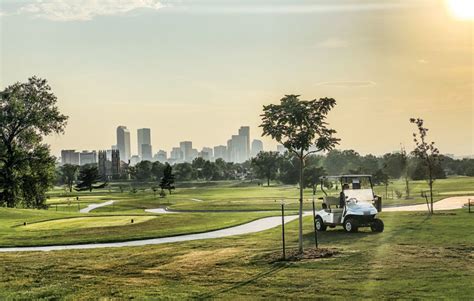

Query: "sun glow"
(446, 0), (474, 20)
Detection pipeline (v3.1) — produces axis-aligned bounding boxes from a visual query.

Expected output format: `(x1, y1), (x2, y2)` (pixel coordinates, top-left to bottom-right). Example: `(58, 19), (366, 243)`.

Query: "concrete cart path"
(0, 213), (311, 253)
(79, 201), (115, 213)
(383, 196), (472, 212)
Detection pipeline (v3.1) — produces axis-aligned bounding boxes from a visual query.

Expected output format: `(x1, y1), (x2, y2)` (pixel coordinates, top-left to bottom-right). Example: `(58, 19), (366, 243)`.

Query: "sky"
(1, 0), (473, 157)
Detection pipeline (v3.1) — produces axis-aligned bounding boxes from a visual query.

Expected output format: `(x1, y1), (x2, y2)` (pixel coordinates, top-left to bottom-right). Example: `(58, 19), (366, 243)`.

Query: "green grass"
(0, 210), (472, 299)
(0, 208), (279, 247)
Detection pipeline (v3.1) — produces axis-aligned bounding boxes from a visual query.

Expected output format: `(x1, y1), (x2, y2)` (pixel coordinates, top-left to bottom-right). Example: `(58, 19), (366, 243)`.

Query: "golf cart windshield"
(344, 189), (374, 202)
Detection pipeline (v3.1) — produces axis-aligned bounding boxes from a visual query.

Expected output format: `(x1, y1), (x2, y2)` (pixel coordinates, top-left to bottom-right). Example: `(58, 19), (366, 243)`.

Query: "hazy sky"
(1, 0), (472, 157)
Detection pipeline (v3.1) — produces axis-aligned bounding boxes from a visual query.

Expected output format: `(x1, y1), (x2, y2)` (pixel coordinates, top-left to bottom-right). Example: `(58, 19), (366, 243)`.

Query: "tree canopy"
(0, 77), (68, 208)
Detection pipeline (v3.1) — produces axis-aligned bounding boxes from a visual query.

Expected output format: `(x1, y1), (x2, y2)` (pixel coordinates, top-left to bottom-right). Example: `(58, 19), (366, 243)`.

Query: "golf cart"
(315, 175), (384, 233)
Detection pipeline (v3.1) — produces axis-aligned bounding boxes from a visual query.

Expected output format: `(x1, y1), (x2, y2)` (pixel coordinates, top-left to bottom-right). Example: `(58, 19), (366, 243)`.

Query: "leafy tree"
(251, 151), (281, 186)
(400, 146), (410, 199)
(0, 77), (68, 208)
(75, 165), (105, 192)
(135, 160), (153, 181)
(278, 153), (300, 185)
(151, 161), (165, 181)
(410, 118), (441, 214)
(174, 163), (195, 181)
(160, 163), (175, 194)
(61, 164), (79, 192)
(303, 165), (326, 194)
(202, 160), (218, 181)
(260, 94), (339, 253)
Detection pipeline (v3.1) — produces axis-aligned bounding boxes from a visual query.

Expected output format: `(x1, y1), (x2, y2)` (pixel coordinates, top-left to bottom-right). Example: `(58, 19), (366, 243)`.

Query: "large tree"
(260, 95), (339, 253)
(75, 165), (106, 192)
(251, 151), (281, 186)
(160, 163), (175, 194)
(410, 118), (441, 214)
(61, 164), (79, 192)
(0, 77), (68, 208)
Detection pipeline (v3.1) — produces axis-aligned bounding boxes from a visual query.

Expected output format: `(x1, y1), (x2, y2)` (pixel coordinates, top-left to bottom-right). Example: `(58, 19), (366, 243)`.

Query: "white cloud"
(316, 38), (349, 49)
(316, 81), (376, 87)
(18, 0), (166, 21)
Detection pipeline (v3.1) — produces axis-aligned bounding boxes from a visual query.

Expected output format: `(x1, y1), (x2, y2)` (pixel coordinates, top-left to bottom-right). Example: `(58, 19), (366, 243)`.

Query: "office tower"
(61, 150), (80, 165)
(98, 150), (107, 178)
(251, 139), (263, 157)
(238, 126), (250, 161)
(190, 149), (198, 162)
(231, 134), (247, 163)
(213, 145), (227, 161)
(200, 147), (213, 161)
(277, 144), (287, 154)
(130, 155), (140, 166)
(154, 150), (167, 163)
(111, 149), (121, 176)
(137, 128), (151, 159)
(79, 151), (97, 166)
(141, 144), (153, 161)
(170, 147), (183, 161)
(117, 126), (131, 163)
(180, 141), (193, 162)
(227, 139), (234, 162)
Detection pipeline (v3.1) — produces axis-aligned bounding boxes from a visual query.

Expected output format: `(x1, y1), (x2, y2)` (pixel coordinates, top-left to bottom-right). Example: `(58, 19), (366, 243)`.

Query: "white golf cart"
(315, 175), (384, 233)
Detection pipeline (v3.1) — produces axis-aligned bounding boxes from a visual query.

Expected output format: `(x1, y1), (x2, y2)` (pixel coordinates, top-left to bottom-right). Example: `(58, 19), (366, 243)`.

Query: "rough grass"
(0, 210), (472, 299)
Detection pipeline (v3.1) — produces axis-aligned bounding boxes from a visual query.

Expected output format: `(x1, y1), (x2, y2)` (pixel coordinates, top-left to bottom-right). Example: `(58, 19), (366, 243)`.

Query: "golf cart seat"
(323, 196), (344, 213)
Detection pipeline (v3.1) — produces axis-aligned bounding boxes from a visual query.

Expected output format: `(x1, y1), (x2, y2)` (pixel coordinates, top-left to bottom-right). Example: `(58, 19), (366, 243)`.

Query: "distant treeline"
(56, 150), (474, 187)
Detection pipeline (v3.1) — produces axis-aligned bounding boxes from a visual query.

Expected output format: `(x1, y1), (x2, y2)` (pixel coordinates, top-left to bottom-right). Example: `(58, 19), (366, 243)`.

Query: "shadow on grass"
(195, 264), (288, 299)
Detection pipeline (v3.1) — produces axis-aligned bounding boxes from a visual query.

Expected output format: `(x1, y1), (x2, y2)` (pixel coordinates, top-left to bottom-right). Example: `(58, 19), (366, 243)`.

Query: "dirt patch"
(265, 247), (339, 263)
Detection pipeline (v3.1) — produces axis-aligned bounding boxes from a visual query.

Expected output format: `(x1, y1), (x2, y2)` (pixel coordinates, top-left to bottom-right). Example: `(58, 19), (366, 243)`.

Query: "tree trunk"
(429, 168), (434, 214)
(298, 153), (304, 254)
(405, 174), (410, 199)
(267, 177), (270, 187)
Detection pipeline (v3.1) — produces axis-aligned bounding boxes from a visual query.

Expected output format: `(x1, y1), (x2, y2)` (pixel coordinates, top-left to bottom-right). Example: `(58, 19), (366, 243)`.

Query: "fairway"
(23, 215), (156, 230)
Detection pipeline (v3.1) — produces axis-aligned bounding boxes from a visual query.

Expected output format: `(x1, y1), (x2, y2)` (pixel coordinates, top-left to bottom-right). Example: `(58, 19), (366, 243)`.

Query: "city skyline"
(1, 0), (472, 157)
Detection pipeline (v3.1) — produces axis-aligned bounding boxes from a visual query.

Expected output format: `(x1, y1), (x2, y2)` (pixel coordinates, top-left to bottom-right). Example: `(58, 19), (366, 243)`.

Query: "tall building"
(111, 149), (121, 176)
(141, 144), (153, 161)
(137, 128), (151, 159)
(61, 150), (80, 165)
(98, 150), (107, 178)
(200, 147), (213, 161)
(79, 151), (97, 165)
(238, 126), (250, 160)
(251, 139), (263, 157)
(214, 145), (227, 161)
(180, 141), (193, 162)
(154, 150), (167, 163)
(116, 126), (131, 163)
(170, 147), (183, 161)
(230, 134), (247, 163)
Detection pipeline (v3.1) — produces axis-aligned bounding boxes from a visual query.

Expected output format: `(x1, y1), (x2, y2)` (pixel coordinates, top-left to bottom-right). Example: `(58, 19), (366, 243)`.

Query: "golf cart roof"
(320, 175), (372, 180)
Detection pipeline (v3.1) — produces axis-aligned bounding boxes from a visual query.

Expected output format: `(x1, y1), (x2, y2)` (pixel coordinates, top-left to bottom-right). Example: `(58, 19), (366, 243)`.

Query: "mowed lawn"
(0, 209), (277, 247)
(0, 210), (472, 299)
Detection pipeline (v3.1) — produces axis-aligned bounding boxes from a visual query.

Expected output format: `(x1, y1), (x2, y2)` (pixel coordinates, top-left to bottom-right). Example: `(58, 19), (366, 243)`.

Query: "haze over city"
(1, 0), (473, 157)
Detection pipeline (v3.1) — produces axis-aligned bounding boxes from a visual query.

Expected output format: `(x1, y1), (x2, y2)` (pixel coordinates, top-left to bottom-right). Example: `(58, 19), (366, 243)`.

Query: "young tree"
(261, 95), (339, 253)
(400, 145), (410, 199)
(61, 164), (79, 192)
(160, 163), (175, 195)
(251, 151), (281, 186)
(75, 165), (104, 192)
(410, 118), (441, 214)
(0, 77), (68, 208)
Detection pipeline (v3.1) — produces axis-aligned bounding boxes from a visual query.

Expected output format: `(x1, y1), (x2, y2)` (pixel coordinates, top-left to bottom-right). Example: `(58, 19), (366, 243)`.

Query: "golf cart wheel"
(315, 216), (327, 231)
(344, 218), (358, 233)
(371, 218), (384, 233)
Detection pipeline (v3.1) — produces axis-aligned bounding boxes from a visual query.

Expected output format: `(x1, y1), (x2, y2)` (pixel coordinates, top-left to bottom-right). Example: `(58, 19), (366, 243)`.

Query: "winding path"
(79, 200), (115, 213)
(0, 196), (469, 253)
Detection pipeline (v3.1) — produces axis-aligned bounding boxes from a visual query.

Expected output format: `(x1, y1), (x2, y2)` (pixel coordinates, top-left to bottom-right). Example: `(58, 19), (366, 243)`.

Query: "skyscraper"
(251, 139), (263, 157)
(214, 145), (227, 161)
(137, 128), (151, 159)
(180, 141), (193, 162)
(98, 150), (107, 178)
(116, 126), (131, 162)
(60, 150), (80, 165)
(79, 150), (97, 165)
(111, 149), (121, 176)
(238, 126), (250, 160)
